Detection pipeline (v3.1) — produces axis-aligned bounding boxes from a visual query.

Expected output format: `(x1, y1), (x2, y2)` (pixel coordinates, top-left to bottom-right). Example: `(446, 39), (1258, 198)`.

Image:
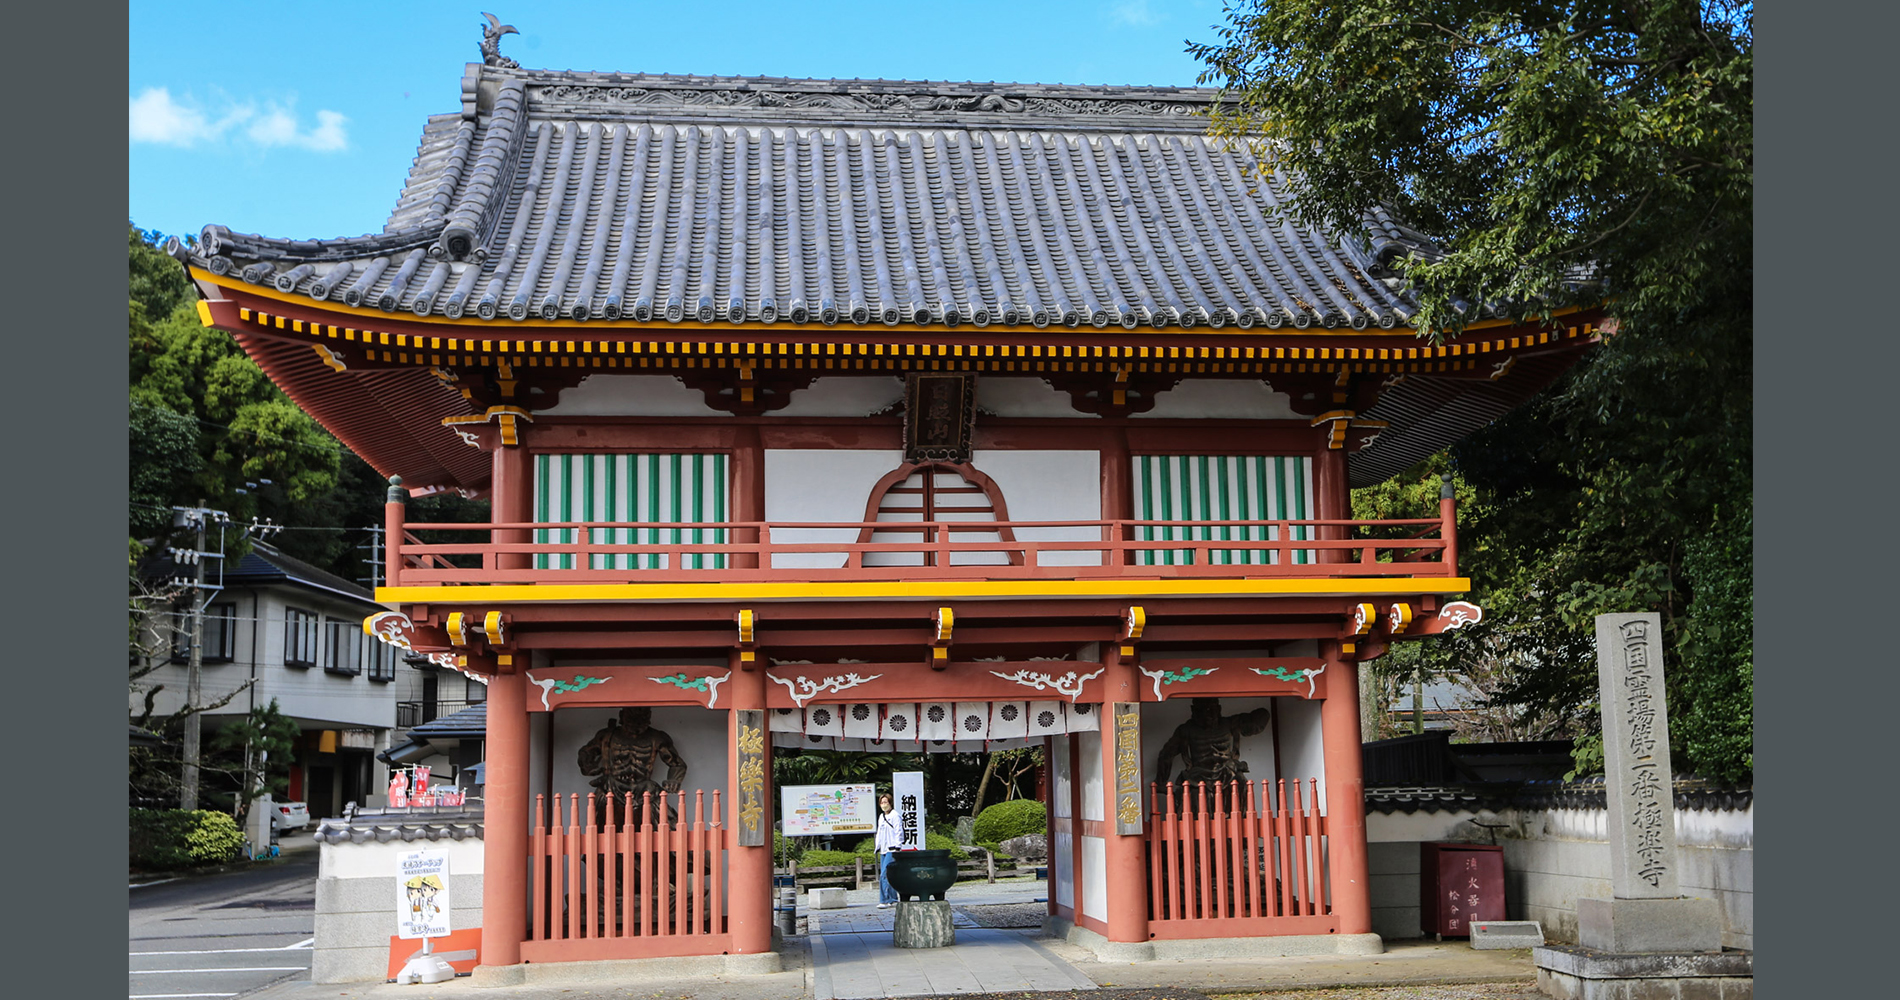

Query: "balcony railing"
(385, 508), (1458, 588)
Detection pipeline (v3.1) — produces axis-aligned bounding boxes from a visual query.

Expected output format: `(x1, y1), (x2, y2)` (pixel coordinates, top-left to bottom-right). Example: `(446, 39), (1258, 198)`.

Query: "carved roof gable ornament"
(480, 13), (520, 69)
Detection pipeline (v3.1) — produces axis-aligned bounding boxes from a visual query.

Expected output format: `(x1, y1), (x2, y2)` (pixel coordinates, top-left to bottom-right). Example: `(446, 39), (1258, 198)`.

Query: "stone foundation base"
(1534, 944), (1752, 1000)
(470, 951), (781, 988)
(1579, 897), (1722, 954)
(1044, 914), (1382, 962)
(894, 900), (955, 948)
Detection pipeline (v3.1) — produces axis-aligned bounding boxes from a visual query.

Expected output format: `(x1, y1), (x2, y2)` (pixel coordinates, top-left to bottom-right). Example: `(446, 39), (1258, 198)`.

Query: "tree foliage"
(1199, 4), (1753, 780)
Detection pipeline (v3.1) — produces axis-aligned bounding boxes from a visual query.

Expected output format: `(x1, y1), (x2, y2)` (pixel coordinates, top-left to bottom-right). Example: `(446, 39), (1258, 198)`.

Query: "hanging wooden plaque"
(903, 373), (976, 464)
(736, 709), (766, 847)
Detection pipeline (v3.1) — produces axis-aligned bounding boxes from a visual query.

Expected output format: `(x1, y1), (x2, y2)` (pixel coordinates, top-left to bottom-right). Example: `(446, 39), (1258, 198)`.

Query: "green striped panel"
(1131, 455), (1314, 566)
(533, 453), (729, 570)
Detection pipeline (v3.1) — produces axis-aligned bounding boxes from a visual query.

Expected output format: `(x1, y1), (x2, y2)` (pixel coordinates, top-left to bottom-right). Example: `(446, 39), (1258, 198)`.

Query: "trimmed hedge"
(846, 831), (969, 861)
(130, 809), (244, 870)
(971, 799), (1046, 844)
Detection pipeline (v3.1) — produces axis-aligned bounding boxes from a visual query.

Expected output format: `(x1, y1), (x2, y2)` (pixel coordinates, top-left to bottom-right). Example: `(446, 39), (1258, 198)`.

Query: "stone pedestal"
(1578, 897), (1721, 954)
(892, 900), (954, 949)
(1470, 920), (1544, 950)
(1535, 944), (1752, 1000)
(808, 887), (846, 910)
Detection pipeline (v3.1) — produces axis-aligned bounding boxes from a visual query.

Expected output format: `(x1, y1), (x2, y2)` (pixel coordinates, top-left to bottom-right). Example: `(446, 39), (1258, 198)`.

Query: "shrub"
(130, 809), (245, 870)
(924, 831), (969, 860)
(971, 799), (1046, 844)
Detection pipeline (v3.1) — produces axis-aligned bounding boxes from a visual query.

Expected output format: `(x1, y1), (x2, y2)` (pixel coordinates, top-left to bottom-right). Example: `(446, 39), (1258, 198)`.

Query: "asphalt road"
(129, 834), (319, 1000)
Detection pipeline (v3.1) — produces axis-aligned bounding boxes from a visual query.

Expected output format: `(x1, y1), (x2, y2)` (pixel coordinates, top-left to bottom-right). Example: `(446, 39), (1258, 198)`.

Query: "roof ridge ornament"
(480, 12), (520, 69)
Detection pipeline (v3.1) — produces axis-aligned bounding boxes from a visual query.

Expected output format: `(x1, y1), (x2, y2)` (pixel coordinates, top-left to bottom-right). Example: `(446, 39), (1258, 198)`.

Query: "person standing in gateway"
(875, 793), (901, 908)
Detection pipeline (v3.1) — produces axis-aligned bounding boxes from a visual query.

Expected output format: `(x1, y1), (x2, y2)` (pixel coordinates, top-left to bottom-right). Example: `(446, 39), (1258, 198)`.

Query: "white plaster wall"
(1364, 804), (1753, 950)
(976, 377), (1089, 418)
(314, 837), (485, 984)
(772, 377), (905, 417)
(535, 374), (728, 417)
(970, 449), (1102, 567)
(1053, 831), (1075, 907)
(1133, 380), (1302, 420)
(1275, 698), (1328, 810)
(1050, 735), (1073, 819)
(763, 449), (905, 568)
(1080, 835), (1108, 922)
(1077, 731), (1105, 822)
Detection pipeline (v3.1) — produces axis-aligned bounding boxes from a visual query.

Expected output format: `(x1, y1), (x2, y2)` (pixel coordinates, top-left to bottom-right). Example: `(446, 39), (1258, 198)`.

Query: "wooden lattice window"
(850, 462), (1023, 568)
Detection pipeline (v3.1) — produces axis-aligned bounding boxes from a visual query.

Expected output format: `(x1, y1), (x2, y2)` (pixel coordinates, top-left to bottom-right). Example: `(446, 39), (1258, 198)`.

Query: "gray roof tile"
(190, 69), (1443, 333)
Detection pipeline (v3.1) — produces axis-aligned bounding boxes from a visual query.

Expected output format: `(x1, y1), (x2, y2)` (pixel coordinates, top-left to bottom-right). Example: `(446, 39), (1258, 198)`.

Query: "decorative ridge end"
(480, 13), (520, 70)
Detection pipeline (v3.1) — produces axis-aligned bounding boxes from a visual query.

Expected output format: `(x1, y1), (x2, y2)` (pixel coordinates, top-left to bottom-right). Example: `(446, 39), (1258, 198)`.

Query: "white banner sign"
(892, 771), (925, 850)
(780, 783), (877, 836)
(396, 848), (451, 939)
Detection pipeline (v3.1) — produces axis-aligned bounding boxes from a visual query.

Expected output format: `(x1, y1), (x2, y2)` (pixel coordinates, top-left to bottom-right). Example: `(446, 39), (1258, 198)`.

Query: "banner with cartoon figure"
(397, 849), (451, 939)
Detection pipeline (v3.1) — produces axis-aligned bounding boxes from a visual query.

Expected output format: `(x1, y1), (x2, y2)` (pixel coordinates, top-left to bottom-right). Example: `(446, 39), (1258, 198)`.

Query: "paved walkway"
(813, 928), (1095, 999)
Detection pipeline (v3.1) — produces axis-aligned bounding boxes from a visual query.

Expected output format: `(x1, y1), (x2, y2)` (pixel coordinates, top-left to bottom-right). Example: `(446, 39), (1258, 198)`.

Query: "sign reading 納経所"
(780, 783), (878, 837)
(396, 848), (451, 939)
(892, 771), (925, 850)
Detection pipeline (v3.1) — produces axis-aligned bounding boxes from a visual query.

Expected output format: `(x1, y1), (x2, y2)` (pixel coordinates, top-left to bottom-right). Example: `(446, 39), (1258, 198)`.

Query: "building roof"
(183, 67), (1441, 334)
(141, 539), (382, 607)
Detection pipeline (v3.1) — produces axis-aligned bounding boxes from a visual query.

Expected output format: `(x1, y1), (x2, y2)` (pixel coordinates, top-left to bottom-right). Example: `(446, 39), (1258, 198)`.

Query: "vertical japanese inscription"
(1593, 612), (1679, 898)
(1112, 702), (1144, 835)
(736, 709), (766, 847)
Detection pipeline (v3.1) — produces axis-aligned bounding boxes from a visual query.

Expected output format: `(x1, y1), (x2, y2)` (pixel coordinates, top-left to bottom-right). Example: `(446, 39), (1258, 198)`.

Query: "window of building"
(284, 607), (319, 667)
(171, 603), (236, 663)
(323, 617), (360, 676)
(366, 636), (397, 682)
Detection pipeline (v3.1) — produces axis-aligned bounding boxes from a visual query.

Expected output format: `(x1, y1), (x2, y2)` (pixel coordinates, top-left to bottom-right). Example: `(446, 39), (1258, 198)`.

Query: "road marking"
(130, 943), (314, 956)
(129, 878), (181, 889)
(130, 967), (306, 974)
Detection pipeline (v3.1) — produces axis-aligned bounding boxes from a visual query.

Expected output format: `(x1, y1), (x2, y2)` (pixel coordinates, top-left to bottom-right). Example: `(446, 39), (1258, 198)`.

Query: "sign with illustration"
(780, 783), (878, 836)
(396, 848), (452, 939)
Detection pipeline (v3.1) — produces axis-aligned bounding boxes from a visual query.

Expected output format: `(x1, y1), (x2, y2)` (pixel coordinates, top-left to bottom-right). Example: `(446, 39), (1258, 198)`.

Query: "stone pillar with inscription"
(1534, 614), (1746, 1000)
(1574, 612), (1721, 953)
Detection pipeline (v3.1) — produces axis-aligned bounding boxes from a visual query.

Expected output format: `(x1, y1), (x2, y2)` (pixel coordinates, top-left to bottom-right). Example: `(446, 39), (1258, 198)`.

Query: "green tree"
(1196, 3), (1753, 780)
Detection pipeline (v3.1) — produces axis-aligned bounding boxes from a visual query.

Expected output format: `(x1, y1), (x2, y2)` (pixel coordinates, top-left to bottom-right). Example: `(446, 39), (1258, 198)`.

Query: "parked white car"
(270, 801), (310, 833)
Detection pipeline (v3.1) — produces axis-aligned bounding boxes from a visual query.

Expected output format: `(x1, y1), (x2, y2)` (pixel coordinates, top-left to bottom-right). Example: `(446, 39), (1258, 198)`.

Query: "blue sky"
(130, 1), (1224, 243)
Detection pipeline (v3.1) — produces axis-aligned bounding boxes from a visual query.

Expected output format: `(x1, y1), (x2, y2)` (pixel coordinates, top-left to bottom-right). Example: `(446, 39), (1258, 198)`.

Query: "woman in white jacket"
(874, 793), (901, 908)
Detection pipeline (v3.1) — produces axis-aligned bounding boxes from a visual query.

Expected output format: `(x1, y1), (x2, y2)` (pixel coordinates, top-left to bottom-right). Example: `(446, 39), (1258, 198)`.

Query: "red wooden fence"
(1146, 779), (1337, 939)
(523, 790), (730, 962)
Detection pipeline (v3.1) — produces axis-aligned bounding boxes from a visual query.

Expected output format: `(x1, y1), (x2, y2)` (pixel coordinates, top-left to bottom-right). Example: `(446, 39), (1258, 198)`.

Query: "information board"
(396, 848), (451, 939)
(779, 783), (878, 836)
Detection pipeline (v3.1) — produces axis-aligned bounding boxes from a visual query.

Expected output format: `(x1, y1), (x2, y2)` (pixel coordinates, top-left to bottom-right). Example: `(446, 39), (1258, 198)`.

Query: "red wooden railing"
(525, 791), (727, 962)
(386, 513), (1457, 587)
(1146, 779), (1337, 938)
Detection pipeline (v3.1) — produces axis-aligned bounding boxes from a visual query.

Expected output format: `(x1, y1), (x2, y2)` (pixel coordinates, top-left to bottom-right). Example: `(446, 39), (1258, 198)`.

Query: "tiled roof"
(408, 701), (487, 738)
(182, 67), (1444, 334)
(315, 805), (484, 845)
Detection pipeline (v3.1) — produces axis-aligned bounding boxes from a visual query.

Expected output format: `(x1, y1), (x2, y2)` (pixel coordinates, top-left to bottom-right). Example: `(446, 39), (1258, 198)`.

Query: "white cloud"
(129, 87), (348, 153)
(1108, 0), (1160, 26)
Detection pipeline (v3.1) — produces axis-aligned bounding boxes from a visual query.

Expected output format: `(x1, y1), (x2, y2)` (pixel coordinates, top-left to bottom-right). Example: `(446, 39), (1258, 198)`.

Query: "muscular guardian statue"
(578, 707), (687, 822)
(1154, 697), (1271, 791)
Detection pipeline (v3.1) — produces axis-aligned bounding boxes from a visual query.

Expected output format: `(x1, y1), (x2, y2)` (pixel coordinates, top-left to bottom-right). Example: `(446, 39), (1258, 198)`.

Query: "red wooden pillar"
(1318, 638), (1373, 934)
(731, 424), (764, 569)
(726, 650), (772, 952)
(1097, 642), (1149, 944)
(1314, 445), (1347, 564)
(482, 665), (529, 966)
(492, 441), (532, 573)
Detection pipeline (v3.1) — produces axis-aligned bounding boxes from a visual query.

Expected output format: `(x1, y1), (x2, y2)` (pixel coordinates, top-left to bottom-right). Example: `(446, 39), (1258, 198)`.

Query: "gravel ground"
(953, 901), (1049, 928)
(1212, 982), (1544, 1000)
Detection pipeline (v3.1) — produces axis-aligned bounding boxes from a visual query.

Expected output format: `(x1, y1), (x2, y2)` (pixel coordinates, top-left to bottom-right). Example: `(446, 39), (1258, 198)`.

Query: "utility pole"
(172, 503), (228, 811)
